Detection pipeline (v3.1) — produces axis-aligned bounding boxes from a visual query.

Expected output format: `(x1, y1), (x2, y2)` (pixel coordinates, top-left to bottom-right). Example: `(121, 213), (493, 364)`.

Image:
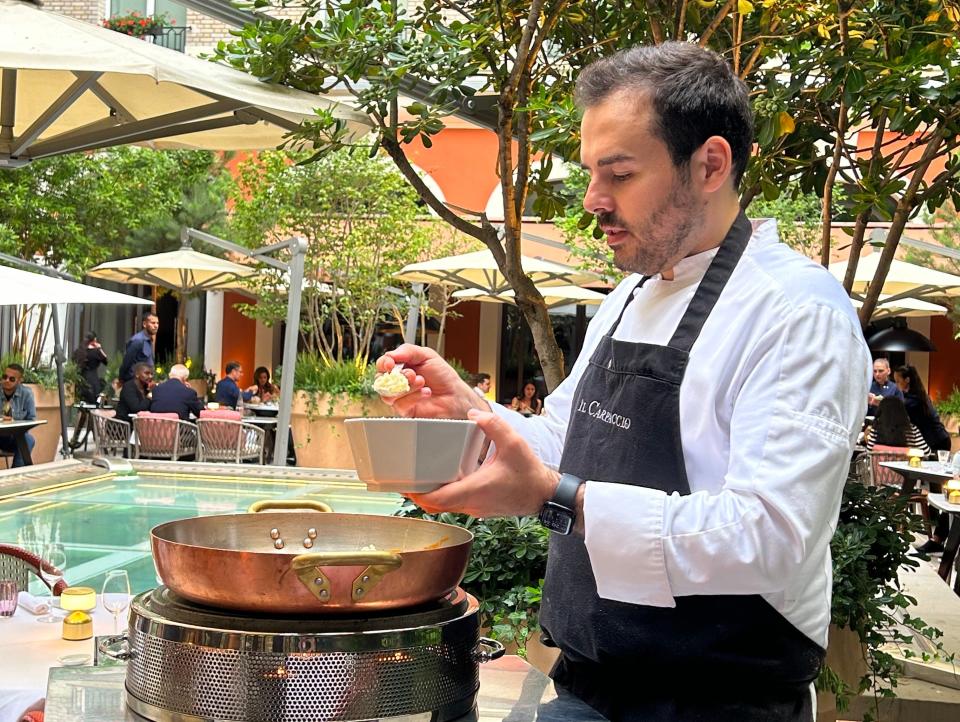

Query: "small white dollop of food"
(373, 367), (410, 397)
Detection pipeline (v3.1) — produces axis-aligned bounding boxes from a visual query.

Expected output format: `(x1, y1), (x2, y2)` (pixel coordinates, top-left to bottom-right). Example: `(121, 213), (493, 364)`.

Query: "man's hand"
(376, 344), (489, 419)
(407, 409), (559, 518)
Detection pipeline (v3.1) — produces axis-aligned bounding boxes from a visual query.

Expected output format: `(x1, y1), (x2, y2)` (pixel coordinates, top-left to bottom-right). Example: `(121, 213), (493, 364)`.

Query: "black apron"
(542, 212), (822, 722)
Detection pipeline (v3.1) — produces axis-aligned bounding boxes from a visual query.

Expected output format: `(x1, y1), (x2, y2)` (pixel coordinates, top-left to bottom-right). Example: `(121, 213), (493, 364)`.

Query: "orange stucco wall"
(221, 291), (257, 381)
(857, 131), (948, 183)
(443, 301), (482, 372)
(928, 316), (960, 402)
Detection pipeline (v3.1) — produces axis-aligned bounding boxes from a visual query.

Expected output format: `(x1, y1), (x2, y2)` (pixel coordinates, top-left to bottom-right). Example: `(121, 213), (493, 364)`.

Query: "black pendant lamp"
(866, 318), (937, 352)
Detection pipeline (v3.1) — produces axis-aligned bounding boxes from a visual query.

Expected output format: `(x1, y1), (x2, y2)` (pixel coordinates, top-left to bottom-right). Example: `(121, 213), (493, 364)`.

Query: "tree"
(228, 149), (432, 363)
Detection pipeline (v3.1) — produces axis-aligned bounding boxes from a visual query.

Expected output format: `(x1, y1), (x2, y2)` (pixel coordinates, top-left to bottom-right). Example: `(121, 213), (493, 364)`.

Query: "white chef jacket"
(494, 220), (871, 647)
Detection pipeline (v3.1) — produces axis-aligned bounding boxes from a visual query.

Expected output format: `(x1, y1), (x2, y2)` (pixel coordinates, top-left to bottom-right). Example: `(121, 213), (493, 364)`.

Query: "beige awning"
(396, 250), (598, 293)
(0, 0), (370, 166)
(453, 284), (606, 310)
(0, 263), (151, 305)
(829, 252), (960, 305)
(88, 246), (255, 293)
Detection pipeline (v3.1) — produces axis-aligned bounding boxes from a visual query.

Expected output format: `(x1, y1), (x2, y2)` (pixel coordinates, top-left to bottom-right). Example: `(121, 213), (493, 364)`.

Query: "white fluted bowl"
(345, 417), (486, 493)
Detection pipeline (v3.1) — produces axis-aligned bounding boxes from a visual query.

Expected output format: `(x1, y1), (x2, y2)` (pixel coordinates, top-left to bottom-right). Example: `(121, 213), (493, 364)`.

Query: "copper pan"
(150, 500), (473, 614)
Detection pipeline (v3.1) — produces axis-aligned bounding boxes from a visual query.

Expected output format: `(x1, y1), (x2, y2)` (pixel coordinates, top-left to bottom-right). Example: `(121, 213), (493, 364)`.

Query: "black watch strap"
(552, 472), (583, 511)
(539, 473), (584, 535)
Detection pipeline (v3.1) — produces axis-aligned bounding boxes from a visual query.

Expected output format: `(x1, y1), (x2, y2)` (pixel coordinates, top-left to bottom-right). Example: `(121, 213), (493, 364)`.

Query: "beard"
(597, 172), (706, 276)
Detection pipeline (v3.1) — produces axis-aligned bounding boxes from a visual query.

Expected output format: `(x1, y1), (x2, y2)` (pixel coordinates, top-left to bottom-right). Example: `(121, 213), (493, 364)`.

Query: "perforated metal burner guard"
(112, 587), (492, 722)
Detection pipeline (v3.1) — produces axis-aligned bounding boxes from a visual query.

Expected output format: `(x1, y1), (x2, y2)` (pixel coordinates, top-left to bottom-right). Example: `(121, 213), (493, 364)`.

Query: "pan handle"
(248, 499), (333, 513)
(290, 551), (403, 603)
(97, 633), (133, 661)
(472, 638), (506, 663)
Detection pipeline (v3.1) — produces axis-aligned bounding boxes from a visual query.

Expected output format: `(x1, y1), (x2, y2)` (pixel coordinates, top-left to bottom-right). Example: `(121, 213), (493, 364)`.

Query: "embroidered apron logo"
(576, 398), (632, 429)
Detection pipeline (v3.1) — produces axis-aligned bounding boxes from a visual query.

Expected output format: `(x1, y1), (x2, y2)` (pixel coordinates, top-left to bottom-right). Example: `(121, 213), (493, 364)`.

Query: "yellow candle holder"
(60, 587), (96, 641)
(945, 479), (960, 505)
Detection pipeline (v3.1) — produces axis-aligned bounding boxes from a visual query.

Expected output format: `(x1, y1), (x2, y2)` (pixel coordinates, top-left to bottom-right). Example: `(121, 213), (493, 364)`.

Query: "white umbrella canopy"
(0, 0), (370, 166)
(0, 263), (151, 305)
(87, 246), (256, 293)
(851, 295), (948, 319)
(396, 249), (598, 293)
(453, 284), (606, 310)
(829, 253), (960, 304)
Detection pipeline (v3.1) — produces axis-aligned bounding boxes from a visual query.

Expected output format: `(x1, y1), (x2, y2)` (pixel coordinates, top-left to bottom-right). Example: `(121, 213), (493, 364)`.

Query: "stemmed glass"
(102, 570), (131, 634)
(37, 544), (67, 624)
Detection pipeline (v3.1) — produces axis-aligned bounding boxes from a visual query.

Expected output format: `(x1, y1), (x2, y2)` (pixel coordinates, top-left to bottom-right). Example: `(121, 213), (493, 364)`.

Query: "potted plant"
(101, 12), (169, 38)
(935, 387), (960, 439)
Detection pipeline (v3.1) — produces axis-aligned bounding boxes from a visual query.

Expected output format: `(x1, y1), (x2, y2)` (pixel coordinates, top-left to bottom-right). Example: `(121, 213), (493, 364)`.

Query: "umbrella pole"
(274, 238), (308, 466)
(50, 304), (71, 459)
(176, 293), (187, 363)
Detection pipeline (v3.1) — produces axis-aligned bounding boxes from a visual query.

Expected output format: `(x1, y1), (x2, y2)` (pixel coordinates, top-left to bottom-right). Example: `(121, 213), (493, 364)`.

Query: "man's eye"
(612, 174), (632, 182)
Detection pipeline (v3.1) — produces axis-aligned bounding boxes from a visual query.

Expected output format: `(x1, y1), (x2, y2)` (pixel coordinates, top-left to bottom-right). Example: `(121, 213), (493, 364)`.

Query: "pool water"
(0, 470), (402, 594)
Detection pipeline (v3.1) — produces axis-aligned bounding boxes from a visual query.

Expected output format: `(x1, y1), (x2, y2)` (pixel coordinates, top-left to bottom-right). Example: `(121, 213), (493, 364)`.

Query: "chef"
(376, 42), (870, 722)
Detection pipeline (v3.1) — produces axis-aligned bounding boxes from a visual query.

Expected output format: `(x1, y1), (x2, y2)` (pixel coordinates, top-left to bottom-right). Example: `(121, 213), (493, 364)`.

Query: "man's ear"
(695, 136), (733, 193)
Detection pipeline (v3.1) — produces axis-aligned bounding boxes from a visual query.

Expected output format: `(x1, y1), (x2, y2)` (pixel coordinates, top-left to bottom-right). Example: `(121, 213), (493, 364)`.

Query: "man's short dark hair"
(5, 363), (24, 377)
(575, 42), (754, 185)
(475, 373), (491, 384)
(142, 312), (158, 325)
(133, 362), (152, 377)
(225, 361), (241, 375)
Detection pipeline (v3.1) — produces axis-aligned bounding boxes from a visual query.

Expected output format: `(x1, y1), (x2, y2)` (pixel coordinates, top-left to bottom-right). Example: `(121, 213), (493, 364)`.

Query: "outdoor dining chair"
(197, 417), (266, 464)
(90, 409), (131, 458)
(869, 445), (932, 537)
(133, 412), (199, 461)
(0, 543), (68, 595)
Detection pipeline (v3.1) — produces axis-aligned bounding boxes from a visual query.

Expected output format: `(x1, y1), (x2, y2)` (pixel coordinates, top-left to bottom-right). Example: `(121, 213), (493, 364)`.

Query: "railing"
(150, 26), (189, 54)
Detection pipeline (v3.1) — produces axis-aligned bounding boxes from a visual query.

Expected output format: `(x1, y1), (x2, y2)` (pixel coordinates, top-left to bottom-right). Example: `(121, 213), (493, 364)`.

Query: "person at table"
(115, 362), (154, 425)
(119, 312), (159, 382)
(376, 42), (870, 722)
(0, 363), (37, 467)
(509, 380), (543, 417)
(895, 364), (952, 554)
(867, 357), (902, 417)
(151, 363), (202, 420)
(245, 366), (279, 403)
(472, 372), (492, 398)
(863, 396), (930, 454)
(215, 361), (253, 410)
(74, 331), (109, 405)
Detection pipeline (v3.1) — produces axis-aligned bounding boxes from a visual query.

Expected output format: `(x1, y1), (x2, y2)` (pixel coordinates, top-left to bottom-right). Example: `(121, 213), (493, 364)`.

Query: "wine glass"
(37, 544), (67, 624)
(102, 570), (131, 634)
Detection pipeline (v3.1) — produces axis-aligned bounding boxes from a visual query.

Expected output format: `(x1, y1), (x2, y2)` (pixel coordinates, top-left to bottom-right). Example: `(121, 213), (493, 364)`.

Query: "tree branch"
(699, 0), (737, 47)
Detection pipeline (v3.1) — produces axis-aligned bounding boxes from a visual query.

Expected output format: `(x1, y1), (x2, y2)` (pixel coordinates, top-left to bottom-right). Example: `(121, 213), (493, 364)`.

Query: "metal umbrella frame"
(452, 284), (606, 310)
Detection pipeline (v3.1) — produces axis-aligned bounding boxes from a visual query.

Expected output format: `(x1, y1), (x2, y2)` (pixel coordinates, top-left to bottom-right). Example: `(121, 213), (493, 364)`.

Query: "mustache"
(595, 212), (627, 229)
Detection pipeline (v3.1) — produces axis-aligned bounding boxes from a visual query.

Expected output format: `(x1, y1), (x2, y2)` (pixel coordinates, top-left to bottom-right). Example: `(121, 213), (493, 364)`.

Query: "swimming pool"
(0, 460), (402, 594)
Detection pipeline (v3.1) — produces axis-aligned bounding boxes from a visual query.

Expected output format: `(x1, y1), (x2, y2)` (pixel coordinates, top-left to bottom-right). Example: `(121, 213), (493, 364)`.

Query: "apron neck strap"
(668, 211), (753, 352)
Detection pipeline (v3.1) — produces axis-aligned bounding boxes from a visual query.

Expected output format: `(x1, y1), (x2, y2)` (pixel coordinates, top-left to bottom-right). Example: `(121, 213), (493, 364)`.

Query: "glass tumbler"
(938, 450), (951, 472)
(0, 579), (16, 618)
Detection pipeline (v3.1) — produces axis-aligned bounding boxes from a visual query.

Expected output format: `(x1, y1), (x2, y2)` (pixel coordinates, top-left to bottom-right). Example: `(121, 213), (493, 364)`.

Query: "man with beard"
(373, 43), (869, 721)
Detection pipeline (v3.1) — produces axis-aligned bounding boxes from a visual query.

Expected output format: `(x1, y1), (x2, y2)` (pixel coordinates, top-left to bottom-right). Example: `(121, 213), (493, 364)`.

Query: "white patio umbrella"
(395, 249), (598, 293)
(88, 241), (257, 360)
(0, 260), (152, 461)
(0, 0), (370, 166)
(829, 253), (960, 305)
(851, 295), (948, 319)
(453, 284), (606, 310)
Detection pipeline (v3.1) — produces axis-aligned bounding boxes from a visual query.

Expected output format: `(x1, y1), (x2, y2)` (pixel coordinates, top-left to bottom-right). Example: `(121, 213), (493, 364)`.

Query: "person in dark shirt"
(115, 363), (154, 424)
(0, 364), (37, 467)
(867, 357), (903, 417)
(150, 364), (202, 420)
(119, 313), (159, 382)
(74, 332), (109, 405)
(215, 361), (253, 409)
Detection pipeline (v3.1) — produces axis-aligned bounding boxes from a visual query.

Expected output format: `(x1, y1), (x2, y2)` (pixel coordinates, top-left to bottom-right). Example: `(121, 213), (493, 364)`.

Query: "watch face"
(539, 503), (573, 535)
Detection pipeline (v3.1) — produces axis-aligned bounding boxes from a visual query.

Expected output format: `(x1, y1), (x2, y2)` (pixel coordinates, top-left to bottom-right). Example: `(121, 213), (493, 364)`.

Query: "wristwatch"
(539, 473), (584, 535)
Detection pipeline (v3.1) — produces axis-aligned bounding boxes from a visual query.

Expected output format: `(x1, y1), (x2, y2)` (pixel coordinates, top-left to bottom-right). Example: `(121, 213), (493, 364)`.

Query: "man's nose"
(583, 180), (612, 215)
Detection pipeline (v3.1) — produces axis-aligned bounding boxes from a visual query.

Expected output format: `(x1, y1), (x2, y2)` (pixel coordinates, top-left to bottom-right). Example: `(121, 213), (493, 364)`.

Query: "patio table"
(0, 419), (47, 466)
(879, 460), (953, 495)
(243, 404), (296, 466)
(927, 493), (960, 596)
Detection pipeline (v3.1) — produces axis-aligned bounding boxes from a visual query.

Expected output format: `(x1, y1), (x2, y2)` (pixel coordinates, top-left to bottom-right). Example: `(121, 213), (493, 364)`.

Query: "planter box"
(289, 392), (395, 469)
(25, 384), (73, 464)
(816, 624), (869, 722)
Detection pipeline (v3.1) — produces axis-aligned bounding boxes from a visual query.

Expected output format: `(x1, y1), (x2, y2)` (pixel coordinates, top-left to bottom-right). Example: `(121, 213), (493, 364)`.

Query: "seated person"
(115, 362), (154, 424)
(0, 363), (37, 467)
(245, 366), (279, 403)
(215, 361), (254, 410)
(863, 396), (931, 454)
(151, 363), (202, 420)
(509, 381), (543, 417)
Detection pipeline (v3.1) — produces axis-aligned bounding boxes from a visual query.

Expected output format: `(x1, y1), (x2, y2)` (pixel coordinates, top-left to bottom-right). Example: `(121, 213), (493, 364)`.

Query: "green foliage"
(935, 387), (960, 418)
(748, 188), (833, 259)
(823, 480), (952, 716)
(396, 500), (548, 654)
(228, 149), (431, 363)
(444, 357), (473, 383)
(101, 12), (169, 37)
(0, 352), (78, 391)
(0, 148), (223, 276)
(281, 351), (375, 398)
(102, 352), (124, 401)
